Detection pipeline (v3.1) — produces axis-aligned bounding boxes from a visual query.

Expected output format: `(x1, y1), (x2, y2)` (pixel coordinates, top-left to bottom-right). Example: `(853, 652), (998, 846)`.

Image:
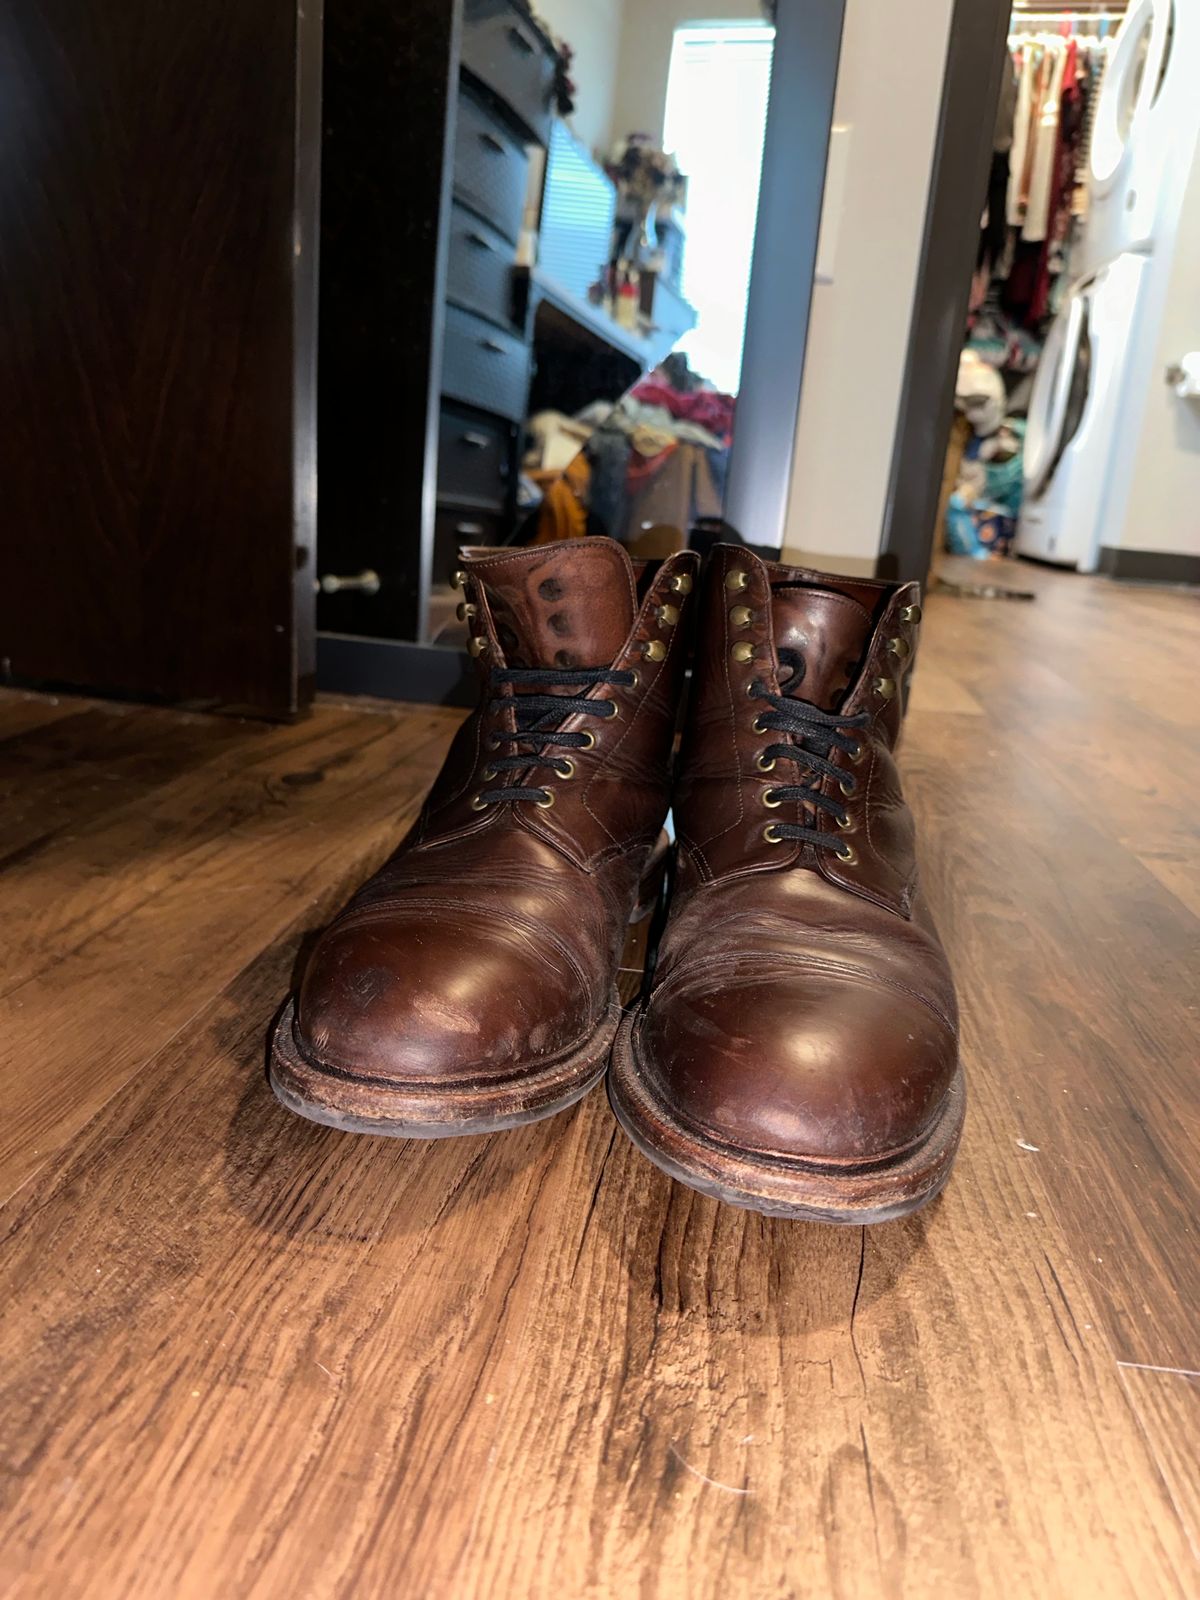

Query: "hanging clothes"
(1023, 38), (1068, 242)
(987, 23), (1113, 330)
(1007, 39), (1039, 226)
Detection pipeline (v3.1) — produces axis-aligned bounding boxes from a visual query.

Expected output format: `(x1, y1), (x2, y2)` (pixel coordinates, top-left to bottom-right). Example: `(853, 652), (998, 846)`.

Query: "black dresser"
(318, 0), (557, 645)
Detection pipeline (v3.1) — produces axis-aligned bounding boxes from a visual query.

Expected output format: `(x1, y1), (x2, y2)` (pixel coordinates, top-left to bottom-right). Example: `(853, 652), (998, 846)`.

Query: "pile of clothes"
(945, 350), (1026, 560)
(523, 357), (734, 551)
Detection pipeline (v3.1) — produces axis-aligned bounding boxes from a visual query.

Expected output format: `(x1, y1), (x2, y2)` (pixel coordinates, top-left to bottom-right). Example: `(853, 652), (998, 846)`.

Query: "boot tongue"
(770, 583), (875, 711)
(464, 540), (638, 669)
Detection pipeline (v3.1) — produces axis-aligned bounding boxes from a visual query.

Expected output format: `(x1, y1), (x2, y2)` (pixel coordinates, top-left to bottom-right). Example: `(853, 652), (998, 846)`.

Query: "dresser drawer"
(453, 89), (529, 244)
(433, 505), (505, 581)
(461, 0), (555, 144)
(445, 203), (519, 330)
(437, 405), (510, 509)
(441, 304), (530, 423)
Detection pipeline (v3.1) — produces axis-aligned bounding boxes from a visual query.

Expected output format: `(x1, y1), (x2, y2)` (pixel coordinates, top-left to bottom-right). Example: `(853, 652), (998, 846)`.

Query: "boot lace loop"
(750, 650), (870, 850)
(475, 666), (635, 807)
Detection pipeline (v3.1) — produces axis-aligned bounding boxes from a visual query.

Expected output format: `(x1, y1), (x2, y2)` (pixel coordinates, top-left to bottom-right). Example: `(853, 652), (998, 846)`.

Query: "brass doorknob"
(317, 569), (381, 596)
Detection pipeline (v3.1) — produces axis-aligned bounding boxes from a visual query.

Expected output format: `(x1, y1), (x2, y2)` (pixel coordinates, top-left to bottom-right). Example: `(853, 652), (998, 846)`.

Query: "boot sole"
(269, 994), (620, 1139)
(608, 1006), (966, 1224)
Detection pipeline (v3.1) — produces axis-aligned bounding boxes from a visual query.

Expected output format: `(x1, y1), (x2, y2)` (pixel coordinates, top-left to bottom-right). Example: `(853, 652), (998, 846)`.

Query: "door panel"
(0, 0), (318, 716)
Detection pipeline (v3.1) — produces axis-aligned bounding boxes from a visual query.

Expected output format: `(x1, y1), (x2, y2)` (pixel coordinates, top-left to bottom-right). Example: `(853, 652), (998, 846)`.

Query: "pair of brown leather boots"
(270, 539), (963, 1223)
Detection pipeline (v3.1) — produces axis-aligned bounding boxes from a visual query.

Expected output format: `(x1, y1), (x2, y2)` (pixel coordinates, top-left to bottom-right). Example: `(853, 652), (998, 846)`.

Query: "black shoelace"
(474, 665), (636, 808)
(751, 649), (870, 850)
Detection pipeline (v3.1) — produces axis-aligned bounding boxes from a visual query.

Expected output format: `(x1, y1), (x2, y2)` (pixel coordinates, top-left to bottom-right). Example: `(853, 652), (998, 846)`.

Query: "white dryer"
(1016, 253), (1149, 570)
(1077, 0), (1178, 276)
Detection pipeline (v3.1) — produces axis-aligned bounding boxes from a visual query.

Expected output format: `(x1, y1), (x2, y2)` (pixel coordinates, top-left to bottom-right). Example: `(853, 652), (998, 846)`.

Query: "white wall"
(781, 0), (956, 572)
(609, 0), (764, 150)
(536, 0), (626, 157)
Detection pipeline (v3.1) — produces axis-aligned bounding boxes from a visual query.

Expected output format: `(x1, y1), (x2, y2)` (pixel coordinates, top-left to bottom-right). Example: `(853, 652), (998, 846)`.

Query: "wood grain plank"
(0, 702), (460, 1204)
(902, 720), (1199, 1371)
(905, 568), (1200, 1372)
(0, 690), (87, 742)
(0, 703), (256, 857)
(1133, 838), (1200, 921)
(0, 706), (424, 996)
(0, 924), (1192, 1598)
(1119, 1367), (1200, 1566)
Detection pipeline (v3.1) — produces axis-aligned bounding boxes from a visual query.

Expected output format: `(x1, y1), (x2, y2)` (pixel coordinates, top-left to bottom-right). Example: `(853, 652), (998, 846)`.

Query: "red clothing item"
(630, 378), (736, 446)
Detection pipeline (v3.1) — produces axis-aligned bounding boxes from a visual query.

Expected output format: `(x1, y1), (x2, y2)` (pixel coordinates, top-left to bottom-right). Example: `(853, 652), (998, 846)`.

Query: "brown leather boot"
(271, 538), (698, 1137)
(608, 546), (963, 1221)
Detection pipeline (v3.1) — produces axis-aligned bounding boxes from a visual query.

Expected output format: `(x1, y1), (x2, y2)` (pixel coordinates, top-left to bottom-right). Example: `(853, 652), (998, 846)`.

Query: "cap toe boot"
(608, 545), (963, 1221)
(271, 538), (697, 1137)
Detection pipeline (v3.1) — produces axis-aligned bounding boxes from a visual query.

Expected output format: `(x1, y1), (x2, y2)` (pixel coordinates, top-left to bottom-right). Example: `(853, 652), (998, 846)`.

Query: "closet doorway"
(939, 1), (1189, 582)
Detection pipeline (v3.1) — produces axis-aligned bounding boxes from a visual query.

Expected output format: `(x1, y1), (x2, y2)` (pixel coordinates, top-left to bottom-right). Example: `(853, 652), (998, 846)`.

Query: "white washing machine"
(1017, 0), (1196, 569)
(1077, 0), (1177, 277)
(1018, 254), (1149, 570)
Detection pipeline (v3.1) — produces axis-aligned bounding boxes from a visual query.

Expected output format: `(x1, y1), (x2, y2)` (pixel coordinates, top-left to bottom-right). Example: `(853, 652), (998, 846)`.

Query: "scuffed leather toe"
(296, 906), (597, 1084)
(639, 963), (958, 1165)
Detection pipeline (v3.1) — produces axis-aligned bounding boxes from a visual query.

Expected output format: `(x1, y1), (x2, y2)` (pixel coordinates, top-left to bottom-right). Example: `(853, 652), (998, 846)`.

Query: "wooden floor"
(1, 559), (1197, 1598)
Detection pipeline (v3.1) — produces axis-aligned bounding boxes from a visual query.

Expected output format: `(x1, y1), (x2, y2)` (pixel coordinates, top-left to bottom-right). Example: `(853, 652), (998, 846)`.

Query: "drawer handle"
(479, 337), (506, 354)
(478, 130), (506, 154)
(464, 229), (496, 252)
(507, 24), (535, 55)
(461, 431), (492, 448)
(456, 521), (485, 536)
(318, 569), (381, 596)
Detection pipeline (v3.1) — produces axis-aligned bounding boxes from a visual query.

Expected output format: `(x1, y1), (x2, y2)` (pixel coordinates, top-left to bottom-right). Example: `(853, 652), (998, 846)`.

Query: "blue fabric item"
(945, 493), (986, 557)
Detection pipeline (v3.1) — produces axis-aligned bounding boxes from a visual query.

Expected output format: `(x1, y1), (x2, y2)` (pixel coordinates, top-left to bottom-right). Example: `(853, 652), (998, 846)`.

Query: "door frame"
(876, 0), (1012, 584)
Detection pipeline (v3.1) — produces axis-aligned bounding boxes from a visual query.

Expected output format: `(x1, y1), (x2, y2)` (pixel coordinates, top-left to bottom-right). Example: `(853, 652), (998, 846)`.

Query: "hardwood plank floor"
(0, 561), (1197, 1598)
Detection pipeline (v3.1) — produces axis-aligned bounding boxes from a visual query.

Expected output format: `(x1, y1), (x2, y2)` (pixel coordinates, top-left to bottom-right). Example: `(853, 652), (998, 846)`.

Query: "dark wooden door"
(0, 0), (321, 717)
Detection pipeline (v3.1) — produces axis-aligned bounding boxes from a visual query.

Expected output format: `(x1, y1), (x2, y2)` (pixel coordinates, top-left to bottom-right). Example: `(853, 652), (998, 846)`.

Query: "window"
(662, 22), (775, 394)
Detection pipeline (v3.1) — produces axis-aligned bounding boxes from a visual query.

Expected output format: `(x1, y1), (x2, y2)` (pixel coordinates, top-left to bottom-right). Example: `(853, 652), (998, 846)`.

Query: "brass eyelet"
(848, 742), (865, 764)
(756, 752), (776, 772)
(837, 811), (855, 831)
(763, 823), (784, 844)
(481, 764), (497, 780)
(578, 730), (596, 750)
(535, 789), (555, 810)
(730, 641), (754, 664)
(762, 788), (783, 809)
(606, 701), (621, 722)
(839, 777), (855, 797)
(467, 635), (489, 659)
(451, 569), (467, 590)
(626, 668), (640, 690)
(643, 639), (667, 663)
(874, 676), (896, 700)
(657, 603), (680, 628)
(887, 636), (911, 661)
(752, 714), (770, 734)
(729, 605), (753, 628)
(557, 756), (577, 780)
(725, 569), (749, 593)
(836, 842), (857, 864)
(456, 601), (477, 622)
(670, 572), (693, 596)
(470, 792), (488, 811)
(901, 603), (922, 625)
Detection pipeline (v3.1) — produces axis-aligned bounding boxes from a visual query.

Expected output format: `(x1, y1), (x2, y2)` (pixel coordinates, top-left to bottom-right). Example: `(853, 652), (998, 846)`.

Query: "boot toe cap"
(639, 964), (958, 1165)
(296, 909), (595, 1083)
